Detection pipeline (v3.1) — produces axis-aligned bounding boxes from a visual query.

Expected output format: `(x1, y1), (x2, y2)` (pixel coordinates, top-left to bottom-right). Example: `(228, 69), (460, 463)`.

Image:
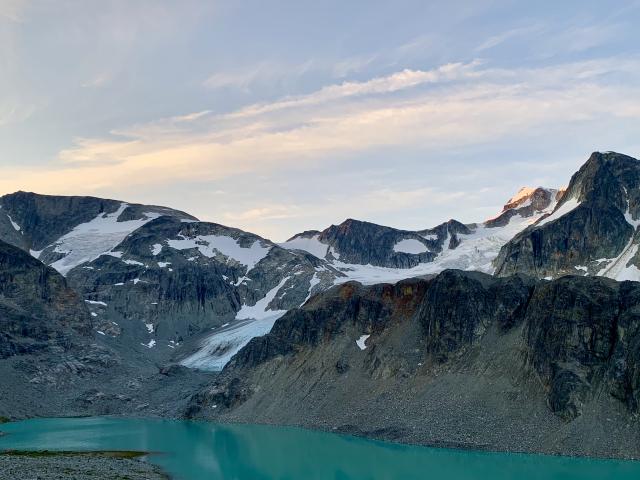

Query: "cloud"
(203, 61), (315, 91)
(223, 205), (302, 222)
(1, 56), (640, 203)
(227, 61), (482, 120)
(475, 25), (542, 52)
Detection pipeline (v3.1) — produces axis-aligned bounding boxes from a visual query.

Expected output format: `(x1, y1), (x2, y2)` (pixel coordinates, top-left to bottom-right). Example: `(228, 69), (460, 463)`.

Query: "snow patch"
(303, 273), (322, 303)
(537, 197), (581, 227)
(85, 300), (107, 306)
(151, 244), (163, 256)
(356, 334), (370, 350)
(236, 276), (289, 320)
(392, 238), (428, 254)
(280, 234), (329, 259)
(6, 214), (21, 232)
(624, 208), (640, 229)
(124, 259), (144, 266)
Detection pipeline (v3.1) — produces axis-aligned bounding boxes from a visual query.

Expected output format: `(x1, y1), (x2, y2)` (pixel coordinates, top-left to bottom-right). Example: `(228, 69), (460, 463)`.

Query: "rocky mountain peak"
(495, 151), (640, 280)
(502, 187), (559, 212)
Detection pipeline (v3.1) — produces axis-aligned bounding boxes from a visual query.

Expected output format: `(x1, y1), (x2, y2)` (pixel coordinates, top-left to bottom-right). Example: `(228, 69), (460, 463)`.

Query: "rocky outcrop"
(417, 271), (534, 360)
(0, 239), (91, 358)
(485, 187), (561, 228)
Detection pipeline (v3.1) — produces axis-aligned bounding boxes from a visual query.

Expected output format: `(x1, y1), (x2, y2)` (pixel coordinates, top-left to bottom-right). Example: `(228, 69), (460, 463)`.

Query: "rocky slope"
(186, 270), (640, 458)
(495, 152), (640, 280)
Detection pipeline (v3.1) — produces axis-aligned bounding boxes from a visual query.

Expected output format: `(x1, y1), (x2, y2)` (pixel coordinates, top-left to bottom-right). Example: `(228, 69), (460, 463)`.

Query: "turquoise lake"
(0, 417), (639, 479)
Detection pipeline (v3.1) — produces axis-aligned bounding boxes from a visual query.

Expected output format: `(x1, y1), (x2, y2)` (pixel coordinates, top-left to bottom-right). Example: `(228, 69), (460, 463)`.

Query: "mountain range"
(1, 151), (640, 458)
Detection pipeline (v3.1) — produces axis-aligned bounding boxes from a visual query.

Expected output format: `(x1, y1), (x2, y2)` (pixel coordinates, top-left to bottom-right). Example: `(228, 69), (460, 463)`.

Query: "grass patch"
(0, 417), (10, 424)
(1, 450), (148, 459)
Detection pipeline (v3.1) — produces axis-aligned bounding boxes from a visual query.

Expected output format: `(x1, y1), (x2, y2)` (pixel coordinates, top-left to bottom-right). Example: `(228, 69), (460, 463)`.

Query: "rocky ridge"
(281, 187), (560, 282)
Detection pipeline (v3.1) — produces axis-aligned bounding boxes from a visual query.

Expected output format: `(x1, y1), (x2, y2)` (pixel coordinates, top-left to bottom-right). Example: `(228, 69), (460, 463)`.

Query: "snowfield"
(46, 203), (161, 275)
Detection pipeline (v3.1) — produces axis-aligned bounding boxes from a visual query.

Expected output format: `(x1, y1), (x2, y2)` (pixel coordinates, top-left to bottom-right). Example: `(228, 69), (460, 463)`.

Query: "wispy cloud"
(2, 56), (640, 213)
(203, 61), (315, 91)
(475, 25), (542, 52)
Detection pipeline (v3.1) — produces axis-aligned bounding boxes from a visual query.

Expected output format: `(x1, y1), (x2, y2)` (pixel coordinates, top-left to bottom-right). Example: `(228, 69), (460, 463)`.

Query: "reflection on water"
(0, 417), (638, 480)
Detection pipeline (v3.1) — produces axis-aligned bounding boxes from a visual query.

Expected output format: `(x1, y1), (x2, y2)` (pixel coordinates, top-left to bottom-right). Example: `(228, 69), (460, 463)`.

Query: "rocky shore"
(0, 451), (168, 480)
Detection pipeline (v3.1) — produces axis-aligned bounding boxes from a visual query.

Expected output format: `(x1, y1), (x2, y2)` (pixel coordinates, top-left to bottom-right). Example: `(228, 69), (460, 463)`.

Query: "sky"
(1, 0), (640, 241)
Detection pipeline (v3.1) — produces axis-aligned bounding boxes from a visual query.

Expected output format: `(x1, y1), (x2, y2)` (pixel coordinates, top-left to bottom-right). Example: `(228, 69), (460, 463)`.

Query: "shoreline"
(0, 450), (170, 480)
(4, 413), (639, 463)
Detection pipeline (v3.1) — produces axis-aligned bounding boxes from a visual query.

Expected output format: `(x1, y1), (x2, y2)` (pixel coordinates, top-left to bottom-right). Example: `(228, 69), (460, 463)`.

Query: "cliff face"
(0, 239), (91, 358)
(186, 270), (640, 458)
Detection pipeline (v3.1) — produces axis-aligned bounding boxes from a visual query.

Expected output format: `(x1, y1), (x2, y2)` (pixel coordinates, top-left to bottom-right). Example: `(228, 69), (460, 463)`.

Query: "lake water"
(0, 417), (639, 479)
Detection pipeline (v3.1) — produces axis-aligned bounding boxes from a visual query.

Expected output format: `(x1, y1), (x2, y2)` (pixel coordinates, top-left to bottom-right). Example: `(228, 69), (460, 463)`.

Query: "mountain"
(281, 186), (560, 283)
(0, 192), (343, 371)
(3, 150), (640, 459)
(65, 215), (342, 369)
(495, 152), (640, 280)
(186, 269), (640, 458)
(0, 186), (559, 373)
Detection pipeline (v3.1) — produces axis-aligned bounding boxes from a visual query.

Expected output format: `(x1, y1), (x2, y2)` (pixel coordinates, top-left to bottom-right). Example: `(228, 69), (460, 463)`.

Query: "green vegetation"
(0, 450), (148, 459)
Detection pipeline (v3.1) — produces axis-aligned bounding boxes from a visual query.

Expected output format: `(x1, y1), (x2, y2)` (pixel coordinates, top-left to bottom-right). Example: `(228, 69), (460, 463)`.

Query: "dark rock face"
(189, 270), (640, 430)
(495, 152), (640, 278)
(317, 219), (438, 268)
(0, 240), (91, 358)
(523, 276), (621, 418)
(417, 271), (534, 360)
(288, 218), (477, 268)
